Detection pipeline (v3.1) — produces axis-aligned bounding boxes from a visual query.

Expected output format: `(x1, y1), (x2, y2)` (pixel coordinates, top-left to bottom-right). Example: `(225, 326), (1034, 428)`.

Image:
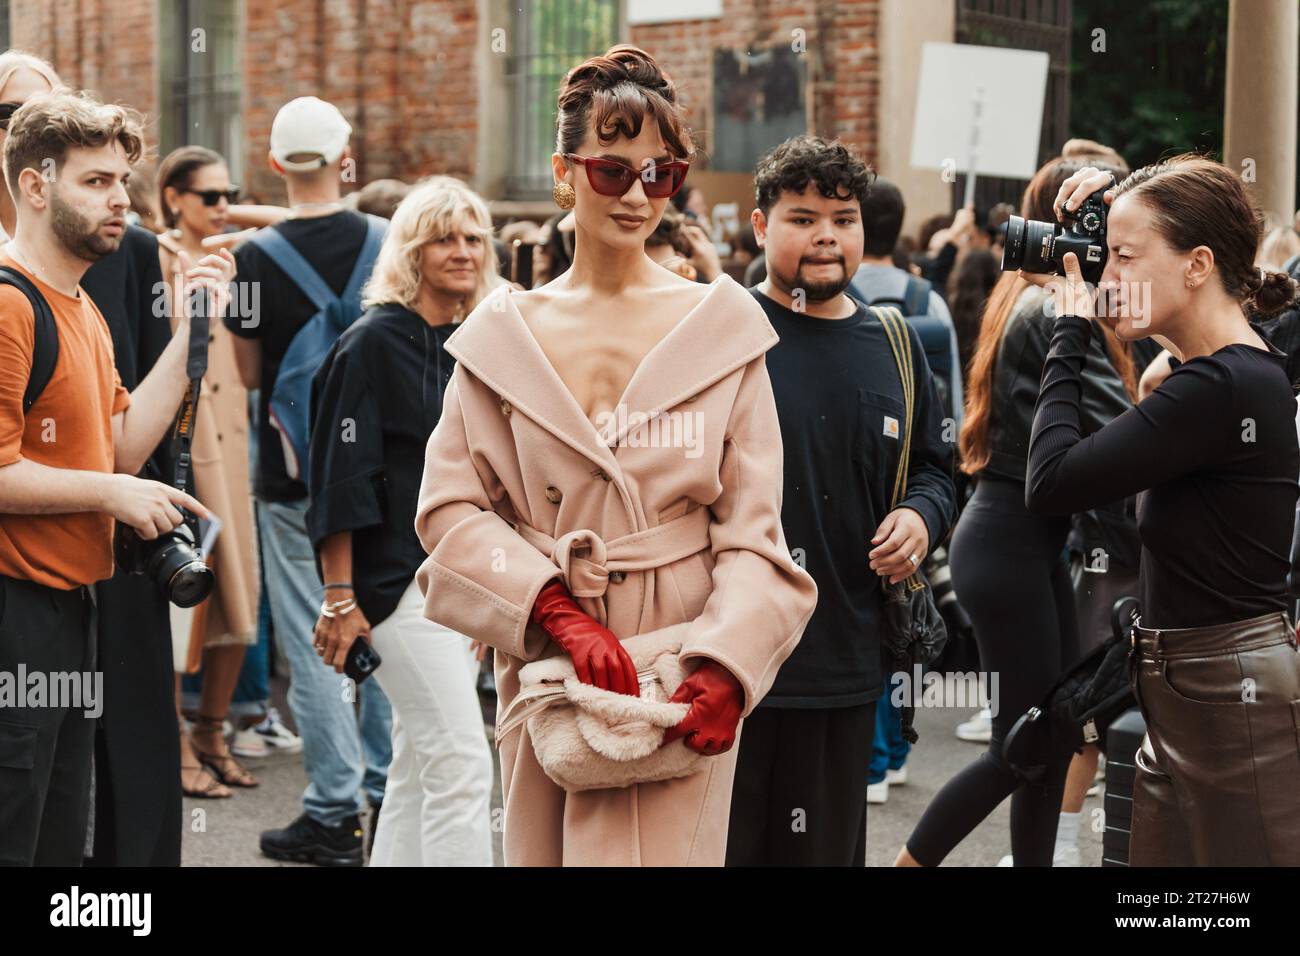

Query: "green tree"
(1070, 0), (1228, 168)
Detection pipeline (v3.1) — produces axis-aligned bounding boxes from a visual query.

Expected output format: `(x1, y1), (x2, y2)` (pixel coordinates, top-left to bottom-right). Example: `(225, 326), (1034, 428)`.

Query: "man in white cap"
(224, 96), (391, 866)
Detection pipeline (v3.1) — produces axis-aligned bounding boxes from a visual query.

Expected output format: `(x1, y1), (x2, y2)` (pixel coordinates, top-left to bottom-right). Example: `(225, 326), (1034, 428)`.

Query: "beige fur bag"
(495, 623), (706, 792)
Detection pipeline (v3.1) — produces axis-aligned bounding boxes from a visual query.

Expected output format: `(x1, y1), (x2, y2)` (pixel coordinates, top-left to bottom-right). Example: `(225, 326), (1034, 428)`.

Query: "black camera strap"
(169, 283), (212, 497)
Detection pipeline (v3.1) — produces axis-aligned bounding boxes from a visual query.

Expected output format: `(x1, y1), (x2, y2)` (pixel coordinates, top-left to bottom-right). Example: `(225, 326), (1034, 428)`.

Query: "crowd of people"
(0, 39), (1298, 868)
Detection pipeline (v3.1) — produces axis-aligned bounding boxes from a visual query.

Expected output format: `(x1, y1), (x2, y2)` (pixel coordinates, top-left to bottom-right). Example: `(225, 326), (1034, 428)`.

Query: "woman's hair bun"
(1249, 267), (1300, 316)
(555, 44), (692, 160)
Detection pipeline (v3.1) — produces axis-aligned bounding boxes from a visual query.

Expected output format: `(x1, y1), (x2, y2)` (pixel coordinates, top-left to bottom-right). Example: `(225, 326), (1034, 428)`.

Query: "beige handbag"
(495, 623), (706, 792)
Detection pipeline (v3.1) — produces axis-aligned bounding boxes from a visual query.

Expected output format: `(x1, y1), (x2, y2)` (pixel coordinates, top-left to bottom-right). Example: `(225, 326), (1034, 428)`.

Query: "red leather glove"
(662, 660), (745, 755)
(530, 580), (639, 697)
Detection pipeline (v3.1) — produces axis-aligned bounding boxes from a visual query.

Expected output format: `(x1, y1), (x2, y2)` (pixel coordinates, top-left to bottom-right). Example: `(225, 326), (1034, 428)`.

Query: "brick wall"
(11, 0), (158, 128)
(630, 0), (882, 169)
(242, 0), (481, 202)
(8, 0), (883, 201)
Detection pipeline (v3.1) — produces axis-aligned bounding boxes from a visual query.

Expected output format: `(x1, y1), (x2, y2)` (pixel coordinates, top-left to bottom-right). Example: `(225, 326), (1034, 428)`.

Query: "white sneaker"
(866, 781), (890, 804)
(231, 726), (270, 759)
(885, 767), (907, 786)
(251, 707), (303, 755)
(997, 853), (1013, 866)
(1053, 844), (1081, 867)
(956, 708), (992, 743)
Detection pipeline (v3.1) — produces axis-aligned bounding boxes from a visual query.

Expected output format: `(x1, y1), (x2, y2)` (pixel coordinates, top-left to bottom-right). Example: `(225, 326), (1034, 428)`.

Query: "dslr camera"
(116, 514), (214, 608)
(1001, 187), (1109, 284)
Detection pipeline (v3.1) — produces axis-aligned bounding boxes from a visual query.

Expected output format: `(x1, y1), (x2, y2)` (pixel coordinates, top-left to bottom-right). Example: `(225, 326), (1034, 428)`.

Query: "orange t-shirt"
(0, 252), (131, 589)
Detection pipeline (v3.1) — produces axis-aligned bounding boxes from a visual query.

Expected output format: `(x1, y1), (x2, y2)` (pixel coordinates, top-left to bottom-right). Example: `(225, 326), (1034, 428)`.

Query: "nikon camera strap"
(169, 281), (212, 496)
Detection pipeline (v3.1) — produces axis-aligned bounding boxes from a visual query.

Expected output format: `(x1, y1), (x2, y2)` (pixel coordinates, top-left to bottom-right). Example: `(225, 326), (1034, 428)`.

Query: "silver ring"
(908, 553), (919, 567)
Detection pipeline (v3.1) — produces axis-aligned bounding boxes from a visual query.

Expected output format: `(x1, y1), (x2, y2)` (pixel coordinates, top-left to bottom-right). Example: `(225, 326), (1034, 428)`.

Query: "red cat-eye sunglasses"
(563, 153), (690, 199)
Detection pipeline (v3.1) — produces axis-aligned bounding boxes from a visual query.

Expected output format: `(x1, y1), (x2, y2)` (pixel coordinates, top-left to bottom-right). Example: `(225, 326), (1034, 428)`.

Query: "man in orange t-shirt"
(0, 90), (231, 865)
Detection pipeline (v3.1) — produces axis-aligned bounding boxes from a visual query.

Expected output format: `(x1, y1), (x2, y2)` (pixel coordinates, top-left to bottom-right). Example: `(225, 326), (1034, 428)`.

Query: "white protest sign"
(910, 42), (1050, 189)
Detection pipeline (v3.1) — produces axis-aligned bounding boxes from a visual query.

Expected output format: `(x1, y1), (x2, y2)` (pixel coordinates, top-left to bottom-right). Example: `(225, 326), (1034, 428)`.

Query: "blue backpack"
(250, 214), (386, 480)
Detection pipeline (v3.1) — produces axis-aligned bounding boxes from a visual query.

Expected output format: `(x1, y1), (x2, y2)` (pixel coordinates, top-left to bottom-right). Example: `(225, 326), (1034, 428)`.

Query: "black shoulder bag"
(873, 305), (948, 743)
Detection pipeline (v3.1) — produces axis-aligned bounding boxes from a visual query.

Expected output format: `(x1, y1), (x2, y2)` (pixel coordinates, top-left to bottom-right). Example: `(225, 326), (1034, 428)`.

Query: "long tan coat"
(414, 274), (818, 866)
(161, 241), (259, 649)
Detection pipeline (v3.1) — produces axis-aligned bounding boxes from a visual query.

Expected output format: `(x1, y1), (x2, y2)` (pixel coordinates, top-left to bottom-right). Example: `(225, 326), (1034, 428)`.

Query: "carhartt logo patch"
(883, 416), (900, 440)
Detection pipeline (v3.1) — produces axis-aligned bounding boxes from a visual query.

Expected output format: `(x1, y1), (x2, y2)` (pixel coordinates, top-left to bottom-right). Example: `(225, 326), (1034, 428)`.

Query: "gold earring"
(553, 180), (575, 210)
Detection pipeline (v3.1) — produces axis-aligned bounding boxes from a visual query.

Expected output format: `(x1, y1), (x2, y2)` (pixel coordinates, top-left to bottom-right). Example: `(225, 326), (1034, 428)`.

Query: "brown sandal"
(191, 715), (260, 789)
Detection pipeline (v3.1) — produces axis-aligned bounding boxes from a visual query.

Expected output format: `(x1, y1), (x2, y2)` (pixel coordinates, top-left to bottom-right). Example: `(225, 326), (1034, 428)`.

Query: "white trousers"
(368, 578), (494, 866)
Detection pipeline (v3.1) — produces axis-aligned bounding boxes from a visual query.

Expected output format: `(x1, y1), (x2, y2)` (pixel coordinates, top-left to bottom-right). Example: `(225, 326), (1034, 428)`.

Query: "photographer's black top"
(224, 210), (370, 501)
(751, 288), (956, 706)
(306, 303), (456, 626)
(1027, 313), (1299, 628)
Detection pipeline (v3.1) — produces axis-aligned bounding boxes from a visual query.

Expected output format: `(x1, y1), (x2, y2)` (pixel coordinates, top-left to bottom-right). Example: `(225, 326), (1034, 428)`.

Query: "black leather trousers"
(1128, 611), (1300, 866)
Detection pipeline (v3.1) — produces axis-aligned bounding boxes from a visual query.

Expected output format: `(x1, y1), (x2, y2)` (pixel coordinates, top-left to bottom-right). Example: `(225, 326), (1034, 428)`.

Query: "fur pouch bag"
(494, 623), (706, 792)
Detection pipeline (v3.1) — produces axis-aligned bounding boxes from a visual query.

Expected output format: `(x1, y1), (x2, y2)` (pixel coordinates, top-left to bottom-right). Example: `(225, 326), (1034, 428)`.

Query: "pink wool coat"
(414, 273), (818, 866)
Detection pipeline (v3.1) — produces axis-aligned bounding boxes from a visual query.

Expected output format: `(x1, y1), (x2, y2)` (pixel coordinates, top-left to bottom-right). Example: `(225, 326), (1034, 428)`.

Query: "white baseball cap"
(269, 96), (352, 173)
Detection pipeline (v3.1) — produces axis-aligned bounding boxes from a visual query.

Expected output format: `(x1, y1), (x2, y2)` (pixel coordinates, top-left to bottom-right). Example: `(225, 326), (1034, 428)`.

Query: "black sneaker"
(260, 813), (364, 867)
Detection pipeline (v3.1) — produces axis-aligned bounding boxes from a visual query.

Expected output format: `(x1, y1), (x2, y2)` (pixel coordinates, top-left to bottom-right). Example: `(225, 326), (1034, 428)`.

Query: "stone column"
(1224, 0), (1298, 229)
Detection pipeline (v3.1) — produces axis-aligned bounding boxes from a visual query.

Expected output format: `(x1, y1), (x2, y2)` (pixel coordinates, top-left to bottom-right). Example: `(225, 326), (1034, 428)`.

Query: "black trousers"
(88, 567), (180, 867)
(0, 575), (96, 866)
(905, 478), (1073, 866)
(726, 701), (877, 866)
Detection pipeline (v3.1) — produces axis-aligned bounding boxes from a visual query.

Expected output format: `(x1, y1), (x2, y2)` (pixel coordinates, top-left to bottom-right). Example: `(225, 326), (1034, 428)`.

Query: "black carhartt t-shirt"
(223, 210), (369, 501)
(751, 288), (956, 707)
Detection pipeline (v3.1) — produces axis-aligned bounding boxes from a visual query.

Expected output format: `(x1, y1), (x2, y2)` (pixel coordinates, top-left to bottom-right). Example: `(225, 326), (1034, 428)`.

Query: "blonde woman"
(308, 176), (498, 865)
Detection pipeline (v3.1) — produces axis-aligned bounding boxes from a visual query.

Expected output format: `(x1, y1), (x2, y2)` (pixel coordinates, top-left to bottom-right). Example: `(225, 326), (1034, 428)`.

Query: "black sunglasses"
(0, 102), (21, 131)
(182, 187), (240, 206)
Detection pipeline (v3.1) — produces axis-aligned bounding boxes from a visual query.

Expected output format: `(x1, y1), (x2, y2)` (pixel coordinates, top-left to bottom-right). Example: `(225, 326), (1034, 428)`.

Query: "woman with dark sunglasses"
(155, 146), (263, 800)
(413, 44), (816, 865)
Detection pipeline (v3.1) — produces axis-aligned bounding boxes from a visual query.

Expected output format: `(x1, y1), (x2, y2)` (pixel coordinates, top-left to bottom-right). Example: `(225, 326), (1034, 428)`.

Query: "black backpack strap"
(0, 266), (59, 415)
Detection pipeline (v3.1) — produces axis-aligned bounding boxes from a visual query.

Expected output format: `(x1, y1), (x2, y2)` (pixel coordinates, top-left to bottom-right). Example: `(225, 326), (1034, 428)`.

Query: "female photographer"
(412, 44), (816, 866)
(1023, 155), (1300, 866)
(897, 145), (1137, 867)
(308, 176), (500, 866)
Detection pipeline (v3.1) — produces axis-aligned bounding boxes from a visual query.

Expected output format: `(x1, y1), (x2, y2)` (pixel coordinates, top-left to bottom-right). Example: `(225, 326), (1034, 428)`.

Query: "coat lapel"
(444, 273), (777, 471)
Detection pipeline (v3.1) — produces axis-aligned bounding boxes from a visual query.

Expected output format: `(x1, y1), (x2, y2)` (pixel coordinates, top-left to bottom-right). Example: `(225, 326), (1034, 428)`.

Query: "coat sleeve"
(677, 354), (819, 716)
(413, 367), (563, 661)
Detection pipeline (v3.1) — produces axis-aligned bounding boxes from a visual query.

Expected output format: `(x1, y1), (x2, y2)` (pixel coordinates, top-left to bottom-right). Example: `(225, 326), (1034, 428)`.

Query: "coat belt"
(515, 506), (712, 602)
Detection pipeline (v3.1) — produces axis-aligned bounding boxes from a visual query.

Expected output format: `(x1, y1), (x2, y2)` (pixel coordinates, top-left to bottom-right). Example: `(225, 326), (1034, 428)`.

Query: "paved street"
(182, 679), (1104, 867)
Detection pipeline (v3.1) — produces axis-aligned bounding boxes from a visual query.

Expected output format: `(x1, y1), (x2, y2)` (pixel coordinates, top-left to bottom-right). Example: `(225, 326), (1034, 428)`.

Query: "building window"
(159, 0), (242, 187)
(505, 0), (621, 198)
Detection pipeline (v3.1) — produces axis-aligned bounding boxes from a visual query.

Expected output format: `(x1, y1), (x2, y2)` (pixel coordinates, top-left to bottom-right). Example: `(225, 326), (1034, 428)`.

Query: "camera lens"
(168, 559), (215, 608)
(144, 526), (215, 608)
(1020, 219), (1058, 274)
(1001, 215), (1028, 271)
(1001, 215), (1063, 276)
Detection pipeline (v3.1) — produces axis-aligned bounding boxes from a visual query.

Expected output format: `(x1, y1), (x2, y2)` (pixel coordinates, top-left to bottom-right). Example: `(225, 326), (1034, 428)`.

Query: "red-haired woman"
(898, 146), (1138, 867)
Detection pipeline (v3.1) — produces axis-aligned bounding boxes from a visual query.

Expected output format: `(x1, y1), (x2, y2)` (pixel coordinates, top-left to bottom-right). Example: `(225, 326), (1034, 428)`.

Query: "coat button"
(500, 399), (512, 416)
(544, 485), (562, 504)
(609, 571), (626, 584)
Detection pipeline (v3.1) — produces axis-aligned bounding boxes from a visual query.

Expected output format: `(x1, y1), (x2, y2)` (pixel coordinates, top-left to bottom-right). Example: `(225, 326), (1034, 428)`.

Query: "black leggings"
(905, 477), (1076, 866)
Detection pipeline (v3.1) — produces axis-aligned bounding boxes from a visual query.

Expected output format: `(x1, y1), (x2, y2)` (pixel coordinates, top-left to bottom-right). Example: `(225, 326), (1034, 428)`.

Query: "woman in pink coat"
(413, 45), (817, 866)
